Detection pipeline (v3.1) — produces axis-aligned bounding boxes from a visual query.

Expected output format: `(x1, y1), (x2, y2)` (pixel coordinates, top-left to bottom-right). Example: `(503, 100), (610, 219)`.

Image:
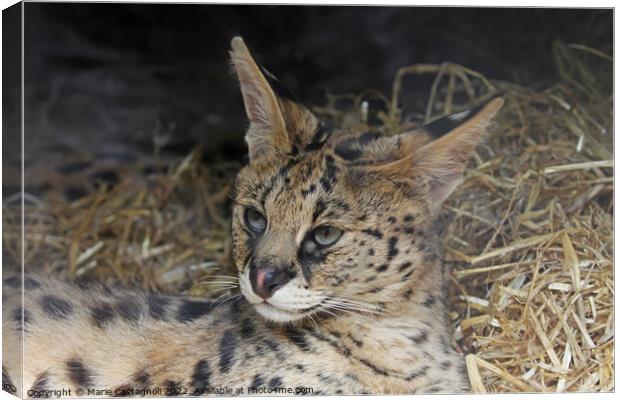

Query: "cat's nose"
(249, 266), (293, 299)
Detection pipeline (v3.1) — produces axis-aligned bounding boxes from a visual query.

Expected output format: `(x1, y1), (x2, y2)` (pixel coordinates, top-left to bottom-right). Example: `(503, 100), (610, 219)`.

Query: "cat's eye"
(244, 208), (267, 233)
(313, 226), (342, 246)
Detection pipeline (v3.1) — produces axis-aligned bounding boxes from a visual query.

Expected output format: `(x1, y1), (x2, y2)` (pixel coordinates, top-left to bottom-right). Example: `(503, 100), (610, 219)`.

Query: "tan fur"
(3, 37), (503, 396)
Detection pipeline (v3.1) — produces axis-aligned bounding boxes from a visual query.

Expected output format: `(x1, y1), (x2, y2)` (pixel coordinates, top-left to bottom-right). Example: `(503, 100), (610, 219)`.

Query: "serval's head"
(229, 37), (503, 323)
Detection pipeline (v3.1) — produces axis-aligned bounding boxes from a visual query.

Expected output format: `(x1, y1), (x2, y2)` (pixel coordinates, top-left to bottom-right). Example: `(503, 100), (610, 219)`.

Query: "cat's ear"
(230, 37), (321, 162)
(230, 37), (289, 161)
(411, 97), (504, 205)
(373, 97), (504, 208)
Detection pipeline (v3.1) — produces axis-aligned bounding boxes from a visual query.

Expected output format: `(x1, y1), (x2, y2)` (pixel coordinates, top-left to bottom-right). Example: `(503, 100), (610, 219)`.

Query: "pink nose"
(249, 266), (293, 299)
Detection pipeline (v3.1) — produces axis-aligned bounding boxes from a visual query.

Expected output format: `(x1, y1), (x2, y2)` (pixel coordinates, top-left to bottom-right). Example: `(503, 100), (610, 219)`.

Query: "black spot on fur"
(133, 370), (150, 387)
(376, 264), (388, 272)
(147, 294), (169, 320)
(423, 295), (436, 307)
(191, 360), (211, 392)
(65, 358), (93, 388)
(329, 330), (341, 338)
(250, 374), (263, 388)
(319, 155), (338, 193)
(24, 277), (41, 289)
(3, 276), (20, 288)
(348, 334), (363, 348)
(410, 330), (428, 344)
(219, 330), (237, 373)
(398, 261), (413, 272)
(404, 227), (415, 234)
(164, 380), (180, 396)
(240, 319), (255, 339)
(312, 200), (327, 222)
(91, 303), (115, 328)
(285, 327), (310, 351)
(334, 199), (351, 211)
(116, 297), (142, 321)
(358, 358), (389, 376)
(368, 248), (375, 256)
(301, 184), (316, 198)
(12, 307), (31, 325)
(263, 338), (280, 353)
(387, 216), (397, 224)
(362, 229), (383, 239)
(387, 237), (399, 259)
(276, 159), (297, 181)
(113, 384), (132, 396)
(177, 300), (215, 323)
(29, 371), (49, 395)
(402, 288), (413, 300)
(40, 295), (73, 319)
(404, 214), (415, 222)
(405, 366), (429, 381)
(268, 377), (283, 388)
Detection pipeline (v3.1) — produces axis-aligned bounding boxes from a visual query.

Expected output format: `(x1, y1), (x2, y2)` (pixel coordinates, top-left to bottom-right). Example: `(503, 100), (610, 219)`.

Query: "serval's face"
(229, 37), (503, 323)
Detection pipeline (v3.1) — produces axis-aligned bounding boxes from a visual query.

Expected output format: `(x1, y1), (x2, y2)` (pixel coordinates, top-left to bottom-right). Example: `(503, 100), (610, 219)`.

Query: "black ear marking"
(334, 131), (380, 161)
(424, 96), (502, 139)
(424, 109), (473, 139)
(259, 65), (299, 102)
(304, 123), (332, 152)
(335, 138), (363, 161)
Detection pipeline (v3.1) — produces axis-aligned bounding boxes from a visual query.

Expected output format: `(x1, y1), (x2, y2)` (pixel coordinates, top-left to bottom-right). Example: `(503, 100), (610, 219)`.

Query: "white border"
(0, 1), (616, 400)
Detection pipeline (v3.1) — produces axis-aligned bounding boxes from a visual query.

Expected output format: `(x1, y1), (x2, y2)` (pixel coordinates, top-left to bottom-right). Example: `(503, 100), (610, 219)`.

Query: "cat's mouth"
(239, 268), (322, 322)
(253, 302), (315, 322)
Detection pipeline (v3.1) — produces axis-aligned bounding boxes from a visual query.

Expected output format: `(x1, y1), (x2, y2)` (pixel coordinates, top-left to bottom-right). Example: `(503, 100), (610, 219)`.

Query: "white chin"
(254, 303), (307, 323)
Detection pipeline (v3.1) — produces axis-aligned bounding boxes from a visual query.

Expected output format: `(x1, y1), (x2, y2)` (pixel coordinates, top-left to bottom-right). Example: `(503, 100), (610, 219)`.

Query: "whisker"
(214, 293), (243, 307)
(328, 295), (382, 311)
(307, 313), (320, 330)
(197, 281), (240, 288)
(316, 307), (339, 319)
(322, 304), (359, 317)
(198, 279), (240, 285)
(207, 287), (239, 296)
(322, 299), (382, 315)
(202, 275), (240, 280)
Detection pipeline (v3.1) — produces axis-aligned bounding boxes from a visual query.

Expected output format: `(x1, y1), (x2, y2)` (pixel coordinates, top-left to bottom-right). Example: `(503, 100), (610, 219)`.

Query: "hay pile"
(3, 41), (612, 392)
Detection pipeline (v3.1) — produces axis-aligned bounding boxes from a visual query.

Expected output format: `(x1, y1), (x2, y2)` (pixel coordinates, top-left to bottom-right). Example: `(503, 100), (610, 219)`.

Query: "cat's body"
(2, 269), (464, 397)
(2, 37), (503, 397)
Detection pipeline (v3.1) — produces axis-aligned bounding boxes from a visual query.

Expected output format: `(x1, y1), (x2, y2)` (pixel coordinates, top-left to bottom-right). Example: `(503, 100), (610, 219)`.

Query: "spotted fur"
(2, 37), (503, 396)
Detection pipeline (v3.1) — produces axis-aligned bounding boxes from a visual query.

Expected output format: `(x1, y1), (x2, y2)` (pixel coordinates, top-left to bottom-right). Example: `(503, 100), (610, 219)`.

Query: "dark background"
(3, 4), (614, 164)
